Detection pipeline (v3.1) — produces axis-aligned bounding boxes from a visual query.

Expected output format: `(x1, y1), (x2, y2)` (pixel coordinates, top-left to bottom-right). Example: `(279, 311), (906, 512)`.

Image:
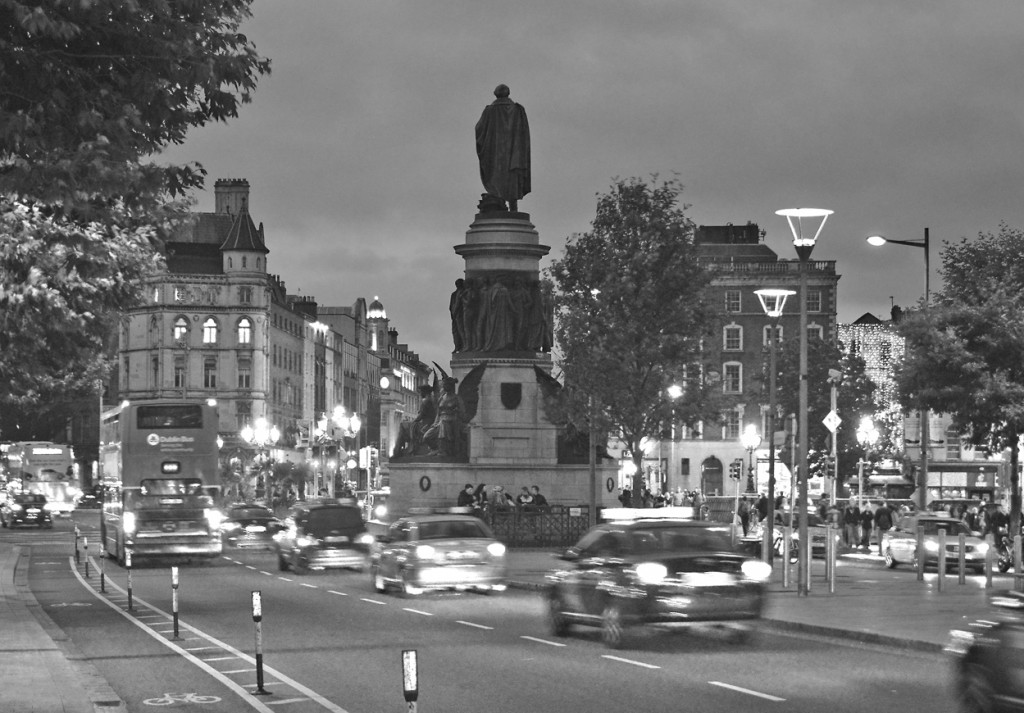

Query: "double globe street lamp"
(241, 417), (280, 501)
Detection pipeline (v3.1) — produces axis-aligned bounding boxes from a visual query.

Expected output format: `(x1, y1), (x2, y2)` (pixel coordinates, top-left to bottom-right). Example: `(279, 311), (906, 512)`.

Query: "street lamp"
(866, 229), (930, 512)
(778, 207), (833, 596)
(856, 416), (879, 506)
(331, 406), (362, 493)
(741, 424), (762, 494)
(241, 417), (280, 501)
(755, 288), (795, 564)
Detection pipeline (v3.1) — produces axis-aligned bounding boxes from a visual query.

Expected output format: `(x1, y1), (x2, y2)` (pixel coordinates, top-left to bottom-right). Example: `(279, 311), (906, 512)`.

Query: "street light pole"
(856, 416), (879, 507)
(866, 228), (930, 511)
(755, 289), (795, 565)
(778, 208), (833, 597)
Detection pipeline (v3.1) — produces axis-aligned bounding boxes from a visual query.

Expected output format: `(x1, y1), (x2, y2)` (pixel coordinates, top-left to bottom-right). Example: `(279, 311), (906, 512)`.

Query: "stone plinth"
(455, 212), (548, 274)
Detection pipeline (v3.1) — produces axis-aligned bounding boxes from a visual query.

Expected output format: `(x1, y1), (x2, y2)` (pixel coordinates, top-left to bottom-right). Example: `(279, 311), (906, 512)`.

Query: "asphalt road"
(9, 512), (960, 713)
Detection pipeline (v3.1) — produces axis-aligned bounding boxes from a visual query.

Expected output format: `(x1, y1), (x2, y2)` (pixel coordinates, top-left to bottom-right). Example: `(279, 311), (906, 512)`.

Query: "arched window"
(237, 318), (252, 345)
(173, 316), (189, 341)
(202, 317), (218, 344)
(228, 257), (233, 268)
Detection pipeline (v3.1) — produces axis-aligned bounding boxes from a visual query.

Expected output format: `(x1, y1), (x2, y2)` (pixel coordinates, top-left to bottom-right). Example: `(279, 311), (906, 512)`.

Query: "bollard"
(171, 566), (180, 639)
(1015, 535), (1023, 579)
(252, 591), (270, 696)
(100, 545), (106, 593)
(74, 526), (80, 564)
(958, 532), (966, 585)
(938, 528), (947, 592)
(916, 525), (925, 582)
(827, 526), (836, 595)
(782, 526), (792, 589)
(985, 540), (994, 589)
(402, 650), (419, 713)
(83, 537), (90, 578)
(126, 550), (134, 611)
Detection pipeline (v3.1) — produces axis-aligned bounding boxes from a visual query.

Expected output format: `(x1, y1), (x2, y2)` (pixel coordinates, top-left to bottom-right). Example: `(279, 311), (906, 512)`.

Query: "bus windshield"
(136, 405), (204, 430)
(139, 479), (205, 496)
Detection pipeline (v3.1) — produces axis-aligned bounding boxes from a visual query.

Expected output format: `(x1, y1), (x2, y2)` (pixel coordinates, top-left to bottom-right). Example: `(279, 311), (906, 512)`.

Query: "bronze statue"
(475, 84), (530, 212)
(392, 384), (437, 458)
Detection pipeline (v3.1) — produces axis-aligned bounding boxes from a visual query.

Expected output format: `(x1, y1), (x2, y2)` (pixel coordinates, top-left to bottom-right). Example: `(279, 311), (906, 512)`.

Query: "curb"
(13, 547), (127, 712)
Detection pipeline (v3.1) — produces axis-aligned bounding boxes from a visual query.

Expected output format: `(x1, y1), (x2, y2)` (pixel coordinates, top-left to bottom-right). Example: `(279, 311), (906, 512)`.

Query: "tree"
(548, 176), (725, 506)
(768, 335), (879, 491)
(0, 0), (270, 409)
(895, 224), (1024, 535)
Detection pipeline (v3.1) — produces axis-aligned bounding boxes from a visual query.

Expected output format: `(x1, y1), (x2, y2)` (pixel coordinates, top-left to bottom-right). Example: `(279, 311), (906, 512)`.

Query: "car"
(0, 493), (54, 529)
(882, 514), (989, 572)
(369, 513), (507, 596)
(274, 498), (373, 574)
(220, 503), (283, 550)
(947, 588), (1024, 712)
(545, 518), (770, 649)
(771, 510), (840, 559)
(75, 492), (101, 510)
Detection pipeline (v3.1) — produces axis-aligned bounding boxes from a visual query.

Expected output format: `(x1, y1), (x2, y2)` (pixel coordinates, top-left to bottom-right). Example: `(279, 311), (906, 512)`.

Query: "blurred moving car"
(546, 518), (770, 649)
(770, 511), (839, 559)
(0, 493), (54, 529)
(947, 589), (1024, 712)
(220, 503), (283, 550)
(75, 492), (101, 509)
(370, 513), (507, 596)
(274, 498), (372, 574)
(882, 514), (989, 573)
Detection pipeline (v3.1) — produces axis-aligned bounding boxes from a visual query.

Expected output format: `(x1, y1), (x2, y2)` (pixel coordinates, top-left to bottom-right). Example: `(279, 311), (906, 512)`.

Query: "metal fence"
(484, 505), (591, 549)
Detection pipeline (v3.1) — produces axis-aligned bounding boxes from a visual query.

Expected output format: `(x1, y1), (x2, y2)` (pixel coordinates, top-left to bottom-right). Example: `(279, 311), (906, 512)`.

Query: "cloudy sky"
(159, 0), (1024, 368)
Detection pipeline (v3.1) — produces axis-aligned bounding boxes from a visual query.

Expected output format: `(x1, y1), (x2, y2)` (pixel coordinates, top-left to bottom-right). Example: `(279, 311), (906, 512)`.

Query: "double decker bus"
(99, 400), (223, 565)
(2, 442), (80, 515)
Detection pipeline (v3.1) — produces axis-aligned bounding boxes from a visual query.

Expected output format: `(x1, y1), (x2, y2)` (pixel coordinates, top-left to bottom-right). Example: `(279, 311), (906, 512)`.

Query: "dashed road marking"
(709, 681), (785, 701)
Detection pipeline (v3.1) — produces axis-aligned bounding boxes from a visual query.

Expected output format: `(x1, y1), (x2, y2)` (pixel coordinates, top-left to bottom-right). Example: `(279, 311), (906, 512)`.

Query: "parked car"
(220, 503), (283, 550)
(1, 493), (54, 529)
(947, 588), (1024, 712)
(274, 498), (372, 574)
(545, 518), (770, 649)
(370, 513), (507, 596)
(771, 510), (839, 559)
(882, 514), (989, 573)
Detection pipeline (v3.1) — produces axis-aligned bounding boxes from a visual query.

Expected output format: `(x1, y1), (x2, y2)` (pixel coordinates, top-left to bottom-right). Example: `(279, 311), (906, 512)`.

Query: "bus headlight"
(487, 542), (506, 557)
(742, 560), (773, 582)
(373, 504), (388, 520)
(123, 512), (137, 535)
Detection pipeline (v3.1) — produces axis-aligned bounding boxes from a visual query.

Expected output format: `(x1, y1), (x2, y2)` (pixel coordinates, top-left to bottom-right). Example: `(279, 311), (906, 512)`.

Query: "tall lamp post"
(755, 288), (795, 564)
(856, 416), (879, 506)
(866, 229), (930, 511)
(331, 406), (362, 492)
(777, 207), (833, 596)
(241, 417), (280, 502)
(740, 424), (761, 546)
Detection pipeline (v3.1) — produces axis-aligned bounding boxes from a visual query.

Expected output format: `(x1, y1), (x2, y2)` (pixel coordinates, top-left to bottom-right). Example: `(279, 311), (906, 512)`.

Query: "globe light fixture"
(856, 417), (880, 506)
(777, 207), (832, 597)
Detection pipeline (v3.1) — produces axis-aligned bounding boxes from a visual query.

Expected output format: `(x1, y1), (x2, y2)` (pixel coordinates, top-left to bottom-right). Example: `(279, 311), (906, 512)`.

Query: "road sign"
(823, 410), (841, 433)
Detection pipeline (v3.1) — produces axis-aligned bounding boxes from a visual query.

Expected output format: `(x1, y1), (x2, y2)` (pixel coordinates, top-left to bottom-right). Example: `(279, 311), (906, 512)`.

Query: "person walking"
(737, 496), (751, 537)
(874, 500), (894, 556)
(842, 499), (861, 548)
(859, 500), (875, 550)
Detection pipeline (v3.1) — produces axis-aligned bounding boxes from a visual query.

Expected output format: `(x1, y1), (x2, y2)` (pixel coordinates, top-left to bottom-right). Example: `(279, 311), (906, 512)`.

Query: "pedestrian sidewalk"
(0, 545), (124, 712)
(506, 548), (1005, 653)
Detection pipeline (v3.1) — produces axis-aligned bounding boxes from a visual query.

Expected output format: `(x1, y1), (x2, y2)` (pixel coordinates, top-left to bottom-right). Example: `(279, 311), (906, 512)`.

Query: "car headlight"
(742, 560), (772, 582)
(415, 544), (437, 560)
(357, 533), (375, 545)
(487, 541), (506, 557)
(976, 542), (990, 555)
(924, 540), (939, 552)
(296, 536), (317, 548)
(373, 504), (387, 520)
(634, 562), (668, 585)
(221, 522), (241, 533)
(205, 508), (224, 529)
(123, 511), (137, 535)
(9, 504), (22, 512)
(43, 502), (58, 511)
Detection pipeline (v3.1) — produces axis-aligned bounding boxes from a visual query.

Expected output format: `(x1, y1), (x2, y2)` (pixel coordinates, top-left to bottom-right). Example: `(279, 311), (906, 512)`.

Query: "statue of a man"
(475, 84), (530, 212)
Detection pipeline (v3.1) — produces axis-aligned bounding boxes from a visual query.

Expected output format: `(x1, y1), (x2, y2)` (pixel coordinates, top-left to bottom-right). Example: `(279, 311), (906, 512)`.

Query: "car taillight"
(123, 512), (137, 535)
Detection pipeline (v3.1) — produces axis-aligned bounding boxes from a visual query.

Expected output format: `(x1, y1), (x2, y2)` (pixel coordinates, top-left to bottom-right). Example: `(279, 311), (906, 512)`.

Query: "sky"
(159, 0), (1024, 369)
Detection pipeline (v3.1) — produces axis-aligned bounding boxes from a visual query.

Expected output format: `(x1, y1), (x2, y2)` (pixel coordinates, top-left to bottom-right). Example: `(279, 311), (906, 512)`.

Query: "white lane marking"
(709, 681), (786, 701)
(520, 636), (566, 647)
(360, 598), (386, 605)
(223, 668), (257, 674)
(265, 698), (309, 706)
(260, 571), (273, 576)
(300, 583), (317, 589)
(402, 608), (433, 616)
(456, 620), (494, 630)
(601, 655), (660, 669)
(204, 656), (238, 662)
(327, 590), (348, 596)
(71, 556), (352, 713)
(246, 565), (258, 570)
(186, 646), (221, 651)
(278, 577), (293, 582)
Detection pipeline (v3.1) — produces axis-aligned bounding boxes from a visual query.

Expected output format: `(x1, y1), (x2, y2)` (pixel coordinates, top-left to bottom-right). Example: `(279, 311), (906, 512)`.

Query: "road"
(8, 511), (957, 713)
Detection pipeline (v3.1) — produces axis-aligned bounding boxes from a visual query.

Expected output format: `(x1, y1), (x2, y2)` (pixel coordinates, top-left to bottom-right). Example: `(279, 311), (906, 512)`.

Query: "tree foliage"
(0, 0), (270, 411)
(895, 223), (1024, 532)
(548, 176), (724, 504)
(767, 335), (879, 487)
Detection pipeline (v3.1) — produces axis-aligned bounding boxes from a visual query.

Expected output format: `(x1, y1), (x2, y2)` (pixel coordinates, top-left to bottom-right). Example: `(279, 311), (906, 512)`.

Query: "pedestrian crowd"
(455, 483), (551, 518)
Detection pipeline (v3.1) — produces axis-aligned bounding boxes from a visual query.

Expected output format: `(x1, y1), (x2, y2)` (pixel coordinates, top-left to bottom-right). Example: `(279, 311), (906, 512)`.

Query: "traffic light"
(729, 459), (743, 480)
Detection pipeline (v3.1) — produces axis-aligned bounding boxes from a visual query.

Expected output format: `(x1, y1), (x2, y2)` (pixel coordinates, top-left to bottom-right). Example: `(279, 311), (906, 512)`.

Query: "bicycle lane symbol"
(144, 692), (222, 706)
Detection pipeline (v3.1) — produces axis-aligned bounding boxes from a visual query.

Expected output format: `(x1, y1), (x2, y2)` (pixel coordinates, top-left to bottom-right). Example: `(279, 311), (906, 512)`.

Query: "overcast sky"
(159, 0), (1024, 368)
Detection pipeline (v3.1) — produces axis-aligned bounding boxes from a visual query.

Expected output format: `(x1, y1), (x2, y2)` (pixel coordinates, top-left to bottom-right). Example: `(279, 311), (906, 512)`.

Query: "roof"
(220, 210), (268, 254)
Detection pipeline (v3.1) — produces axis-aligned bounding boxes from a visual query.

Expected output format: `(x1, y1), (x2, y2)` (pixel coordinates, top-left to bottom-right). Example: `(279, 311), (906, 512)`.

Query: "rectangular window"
(807, 289), (822, 312)
(239, 286), (252, 304)
(173, 358), (185, 389)
(725, 411), (741, 440)
(723, 363), (742, 393)
(725, 290), (741, 313)
(724, 326), (742, 351)
(174, 287), (184, 302)
(151, 357), (159, 388)
(763, 324), (784, 346)
(203, 358), (217, 389)
(238, 363), (251, 389)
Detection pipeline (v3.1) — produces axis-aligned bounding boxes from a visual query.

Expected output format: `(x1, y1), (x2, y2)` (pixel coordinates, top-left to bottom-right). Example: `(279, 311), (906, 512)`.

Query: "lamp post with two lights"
(866, 229), (930, 512)
(856, 416), (879, 508)
(241, 418), (280, 502)
(777, 207), (833, 596)
(755, 288), (795, 564)
(739, 424), (761, 546)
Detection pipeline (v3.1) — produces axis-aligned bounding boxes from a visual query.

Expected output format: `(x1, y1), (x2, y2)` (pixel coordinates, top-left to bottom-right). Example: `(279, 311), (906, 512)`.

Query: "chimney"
(214, 178), (251, 216)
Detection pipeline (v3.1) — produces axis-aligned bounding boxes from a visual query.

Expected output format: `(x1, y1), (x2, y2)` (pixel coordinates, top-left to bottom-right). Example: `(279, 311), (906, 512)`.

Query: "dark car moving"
(1, 493), (53, 529)
(220, 503), (283, 550)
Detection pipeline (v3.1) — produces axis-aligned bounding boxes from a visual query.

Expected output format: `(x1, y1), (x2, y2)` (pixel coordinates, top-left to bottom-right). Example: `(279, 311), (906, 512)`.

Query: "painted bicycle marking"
(143, 691), (221, 705)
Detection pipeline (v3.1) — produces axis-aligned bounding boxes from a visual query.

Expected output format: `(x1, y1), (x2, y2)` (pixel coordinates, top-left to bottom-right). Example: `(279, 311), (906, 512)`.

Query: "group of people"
(827, 498), (898, 554)
(456, 483), (550, 518)
(618, 487), (705, 511)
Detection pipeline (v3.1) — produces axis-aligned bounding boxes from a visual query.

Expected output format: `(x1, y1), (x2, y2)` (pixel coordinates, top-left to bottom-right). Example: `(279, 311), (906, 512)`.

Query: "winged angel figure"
(419, 362), (486, 461)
